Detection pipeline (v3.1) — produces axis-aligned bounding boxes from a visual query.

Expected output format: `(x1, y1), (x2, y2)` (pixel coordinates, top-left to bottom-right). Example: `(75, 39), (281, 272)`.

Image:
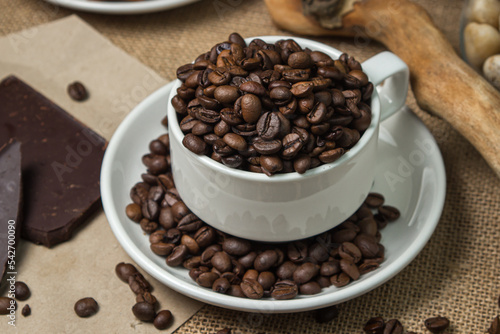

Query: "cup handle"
(361, 51), (410, 121)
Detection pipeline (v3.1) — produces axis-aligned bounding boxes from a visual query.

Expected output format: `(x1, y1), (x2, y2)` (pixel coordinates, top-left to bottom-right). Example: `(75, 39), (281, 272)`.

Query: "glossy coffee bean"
(74, 298), (98, 318)
(313, 305), (339, 323)
(271, 280), (298, 300)
(115, 262), (139, 283)
(424, 316), (450, 333)
(132, 302), (156, 322)
(240, 279), (264, 299)
(0, 297), (16, 315)
(154, 310), (173, 330)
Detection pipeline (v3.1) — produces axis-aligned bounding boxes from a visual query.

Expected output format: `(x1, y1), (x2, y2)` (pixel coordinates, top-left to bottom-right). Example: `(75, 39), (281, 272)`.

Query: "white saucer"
(101, 82), (446, 313)
(44, 0), (201, 15)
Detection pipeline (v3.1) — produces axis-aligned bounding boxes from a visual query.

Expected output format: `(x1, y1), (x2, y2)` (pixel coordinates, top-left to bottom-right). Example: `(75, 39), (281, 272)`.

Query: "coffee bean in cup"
(172, 33), (374, 176)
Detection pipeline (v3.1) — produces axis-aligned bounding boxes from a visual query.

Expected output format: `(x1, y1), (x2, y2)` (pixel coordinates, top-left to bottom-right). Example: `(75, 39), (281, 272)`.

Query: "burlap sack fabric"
(0, 0), (499, 333)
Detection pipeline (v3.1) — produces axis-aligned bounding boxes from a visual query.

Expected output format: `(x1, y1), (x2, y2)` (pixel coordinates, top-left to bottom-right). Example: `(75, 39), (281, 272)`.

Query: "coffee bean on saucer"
(424, 316), (450, 333)
(378, 205), (400, 222)
(132, 302), (156, 322)
(240, 279), (264, 299)
(313, 305), (339, 323)
(74, 297), (98, 318)
(154, 310), (173, 330)
(67, 81), (88, 101)
(22, 304), (31, 317)
(14, 281), (31, 300)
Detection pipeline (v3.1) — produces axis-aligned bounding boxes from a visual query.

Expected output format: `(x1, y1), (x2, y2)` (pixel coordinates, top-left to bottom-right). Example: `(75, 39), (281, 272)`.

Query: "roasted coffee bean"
(220, 107), (243, 126)
(357, 217), (378, 236)
(290, 81), (314, 98)
(364, 316), (385, 334)
(166, 244), (189, 266)
(287, 241), (308, 263)
(223, 133), (247, 151)
(340, 259), (360, 280)
(314, 305), (339, 323)
(154, 310), (173, 330)
(270, 86), (293, 105)
(293, 262), (320, 284)
(307, 102), (328, 124)
(299, 281), (322, 295)
(282, 133), (304, 158)
(237, 251), (257, 269)
(271, 280), (298, 300)
(253, 138), (282, 155)
(288, 51), (313, 69)
(354, 233), (380, 258)
(22, 304), (31, 317)
(243, 269), (259, 281)
(240, 81), (266, 96)
(197, 272), (220, 288)
(222, 238), (251, 256)
(136, 291), (157, 305)
(330, 272), (350, 287)
(358, 259), (380, 275)
(165, 228), (182, 244)
(254, 250), (279, 271)
(424, 316), (450, 333)
(240, 279), (264, 299)
(142, 199), (159, 221)
(319, 148), (345, 164)
(228, 285), (246, 298)
(260, 155), (283, 175)
(183, 133), (206, 154)
(308, 242), (330, 263)
(211, 251), (233, 273)
(126, 203), (142, 222)
(338, 242), (362, 263)
(275, 261), (297, 280)
(257, 272), (276, 290)
(0, 297), (16, 315)
(115, 262), (139, 283)
(132, 302), (156, 322)
(128, 272), (151, 295)
(212, 277), (231, 294)
(384, 319), (404, 334)
(378, 205), (400, 221)
(177, 213), (203, 232)
(194, 226), (216, 248)
(151, 242), (175, 256)
(489, 316), (500, 334)
(67, 81), (88, 101)
(74, 298), (98, 318)
(214, 85), (240, 104)
(320, 260), (341, 276)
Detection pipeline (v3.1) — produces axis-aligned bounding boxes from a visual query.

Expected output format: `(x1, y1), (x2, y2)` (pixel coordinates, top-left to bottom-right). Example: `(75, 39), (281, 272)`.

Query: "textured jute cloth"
(1, 0), (499, 333)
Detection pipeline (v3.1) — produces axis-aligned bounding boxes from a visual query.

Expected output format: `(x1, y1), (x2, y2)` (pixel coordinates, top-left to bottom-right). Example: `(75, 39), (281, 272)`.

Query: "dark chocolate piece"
(0, 139), (23, 283)
(0, 76), (106, 247)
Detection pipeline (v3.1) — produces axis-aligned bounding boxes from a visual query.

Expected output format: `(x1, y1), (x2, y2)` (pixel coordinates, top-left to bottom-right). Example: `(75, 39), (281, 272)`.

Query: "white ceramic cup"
(167, 36), (409, 242)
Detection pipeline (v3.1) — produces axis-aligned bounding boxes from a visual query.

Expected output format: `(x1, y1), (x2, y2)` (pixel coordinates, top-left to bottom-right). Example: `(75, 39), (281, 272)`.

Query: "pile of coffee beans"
(171, 33), (373, 176)
(127, 132), (401, 300)
(115, 262), (173, 330)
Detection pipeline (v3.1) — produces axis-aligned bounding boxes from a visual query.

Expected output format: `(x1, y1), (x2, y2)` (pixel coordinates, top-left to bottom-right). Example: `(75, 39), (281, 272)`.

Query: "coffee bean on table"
(424, 316), (450, 333)
(313, 305), (339, 323)
(14, 281), (31, 300)
(115, 262), (139, 283)
(22, 304), (31, 317)
(363, 317), (385, 333)
(74, 297), (98, 318)
(489, 316), (500, 334)
(0, 297), (16, 315)
(384, 319), (404, 334)
(154, 310), (173, 330)
(67, 81), (88, 101)
(132, 302), (156, 322)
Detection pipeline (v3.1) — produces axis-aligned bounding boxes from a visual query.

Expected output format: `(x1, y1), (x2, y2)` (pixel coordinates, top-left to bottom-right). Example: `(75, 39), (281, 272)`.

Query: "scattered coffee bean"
(0, 297), (16, 315)
(313, 305), (339, 323)
(132, 302), (156, 322)
(424, 316), (450, 333)
(67, 81), (88, 101)
(14, 281), (31, 300)
(154, 310), (173, 330)
(174, 34), (372, 176)
(384, 318), (404, 334)
(364, 316), (385, 333)
(489, 315), (500, 334)
(74, 297), (98, 318)
(22, 304), (31, 317)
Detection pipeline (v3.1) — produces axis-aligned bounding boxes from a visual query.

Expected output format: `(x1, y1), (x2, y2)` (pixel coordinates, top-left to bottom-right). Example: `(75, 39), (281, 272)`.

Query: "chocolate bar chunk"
(0, 76), (106, 247)
(0, 139), (23, 283)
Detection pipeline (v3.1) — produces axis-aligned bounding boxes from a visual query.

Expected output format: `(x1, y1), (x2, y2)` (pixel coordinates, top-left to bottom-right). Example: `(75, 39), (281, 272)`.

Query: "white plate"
(101, 82), (446, 313)
(44, 0), (201, 15)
